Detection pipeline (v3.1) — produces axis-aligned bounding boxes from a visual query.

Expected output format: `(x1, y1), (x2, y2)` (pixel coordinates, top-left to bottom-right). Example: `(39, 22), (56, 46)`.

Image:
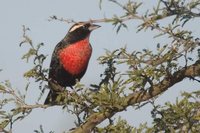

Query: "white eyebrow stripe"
(69, 23), (85, 32)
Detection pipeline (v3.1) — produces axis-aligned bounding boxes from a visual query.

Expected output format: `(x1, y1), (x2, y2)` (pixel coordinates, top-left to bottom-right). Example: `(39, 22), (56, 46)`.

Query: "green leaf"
(21, 48), (37, 62)
(0, 84), (6, 93)
(0, 120), (9, 129)
(11, 107), (24, 116)
(23, 68), (38, 78)
(99, 0), (103, 10)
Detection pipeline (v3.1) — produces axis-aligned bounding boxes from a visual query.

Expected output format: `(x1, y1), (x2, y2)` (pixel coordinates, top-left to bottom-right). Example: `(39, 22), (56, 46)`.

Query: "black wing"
(44, 41), (88, 104)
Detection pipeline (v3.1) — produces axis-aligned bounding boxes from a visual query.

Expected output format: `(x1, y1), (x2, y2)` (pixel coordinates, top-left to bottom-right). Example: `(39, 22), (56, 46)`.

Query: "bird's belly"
(58, 43), (92, 75)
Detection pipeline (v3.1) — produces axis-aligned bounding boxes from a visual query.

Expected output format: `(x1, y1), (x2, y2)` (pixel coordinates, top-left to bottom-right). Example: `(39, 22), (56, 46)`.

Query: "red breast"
(58, 37), (92, 75)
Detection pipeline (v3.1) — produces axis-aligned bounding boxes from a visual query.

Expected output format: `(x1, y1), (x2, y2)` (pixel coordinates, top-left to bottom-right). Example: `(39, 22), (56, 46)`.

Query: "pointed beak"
(88, 24), (101, 31)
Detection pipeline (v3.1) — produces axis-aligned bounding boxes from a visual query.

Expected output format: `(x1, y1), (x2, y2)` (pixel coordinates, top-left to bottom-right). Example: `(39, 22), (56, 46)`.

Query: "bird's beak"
(88, 24), (101, 31)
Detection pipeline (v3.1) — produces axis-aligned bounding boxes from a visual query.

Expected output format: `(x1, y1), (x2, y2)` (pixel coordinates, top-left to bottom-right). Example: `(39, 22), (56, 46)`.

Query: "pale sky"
(0, 0), (199, 132)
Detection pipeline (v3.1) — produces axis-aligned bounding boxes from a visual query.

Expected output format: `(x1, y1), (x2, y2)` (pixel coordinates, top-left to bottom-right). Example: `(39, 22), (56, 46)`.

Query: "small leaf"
(116, 24), (122, 33)
(0, 120), (9, 129)
(157, 43), (160, 49)
(21, 48), (37, 62)
(23, 68), (38, 78)
(11, 107), (24, 116)
(0, 84), (6, 93)
(0, 111), (6, 115)
(188, 57), (193, 61)
(198, 49), (200, 59)
(4, 80), (12, 88)
(99, 0), (103, 10)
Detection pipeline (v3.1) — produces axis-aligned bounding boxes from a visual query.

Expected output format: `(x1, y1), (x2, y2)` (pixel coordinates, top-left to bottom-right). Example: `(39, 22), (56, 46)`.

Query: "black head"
(64, 22), (101, 44)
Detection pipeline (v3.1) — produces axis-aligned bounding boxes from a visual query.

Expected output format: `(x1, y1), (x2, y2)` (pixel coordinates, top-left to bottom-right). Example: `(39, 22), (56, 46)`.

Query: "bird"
(44, 22), (100, 104)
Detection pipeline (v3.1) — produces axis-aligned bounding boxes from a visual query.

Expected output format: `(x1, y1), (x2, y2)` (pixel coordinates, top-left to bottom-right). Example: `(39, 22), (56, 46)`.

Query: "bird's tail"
(44, 90), (58, 104)
(44, 82), (67, 105)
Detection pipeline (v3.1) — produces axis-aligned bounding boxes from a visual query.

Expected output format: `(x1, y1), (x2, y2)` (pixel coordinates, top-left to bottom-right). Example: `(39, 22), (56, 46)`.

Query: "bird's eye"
(82, 25), (88, 30)
(83, 24), (91, 30)
(82, 25), (86, 29)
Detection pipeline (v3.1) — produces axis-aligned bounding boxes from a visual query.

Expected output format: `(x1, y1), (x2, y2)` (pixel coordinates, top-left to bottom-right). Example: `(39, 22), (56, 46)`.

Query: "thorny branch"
(71, 60), (200, 133)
